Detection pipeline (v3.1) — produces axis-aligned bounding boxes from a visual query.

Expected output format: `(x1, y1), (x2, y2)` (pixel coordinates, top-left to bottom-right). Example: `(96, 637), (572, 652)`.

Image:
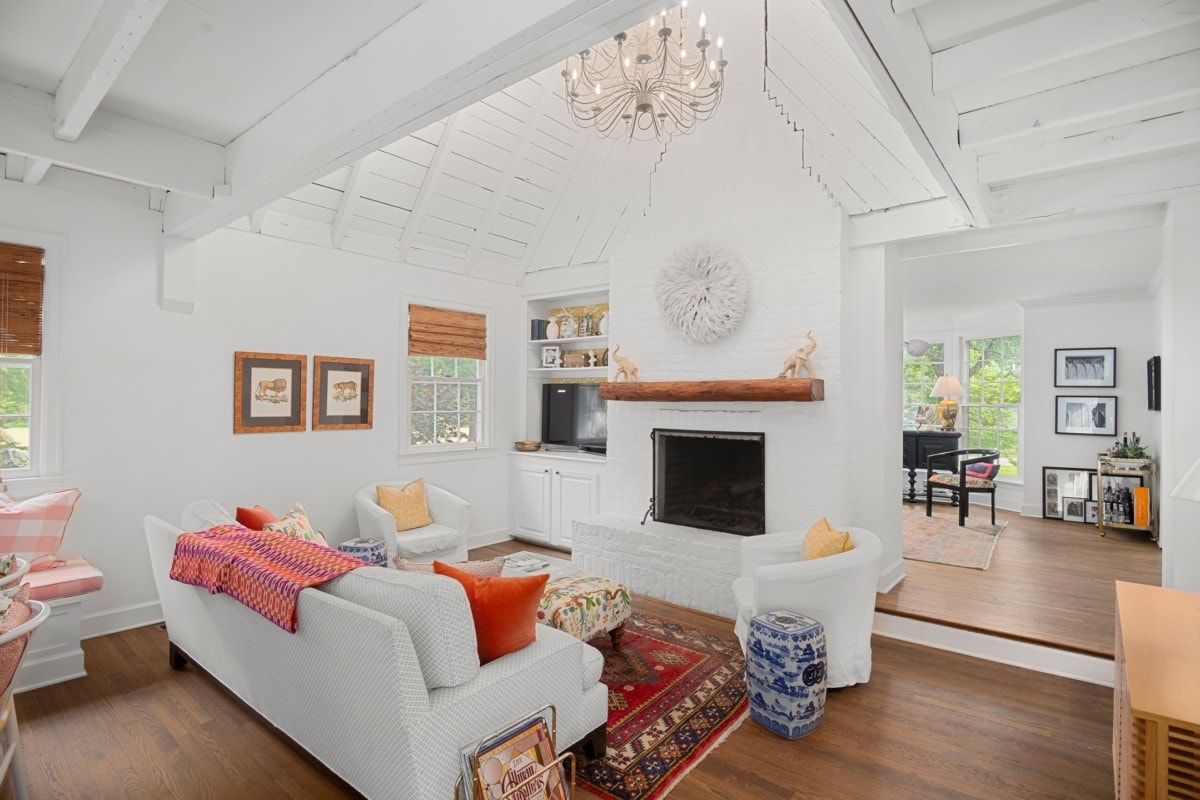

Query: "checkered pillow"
(0, 488), (81, 571)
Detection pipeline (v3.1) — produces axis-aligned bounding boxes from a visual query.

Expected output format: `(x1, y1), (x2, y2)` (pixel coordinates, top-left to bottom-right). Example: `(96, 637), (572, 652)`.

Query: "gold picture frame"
(233, 351), (307, 434)
(313, 356), (374, 430)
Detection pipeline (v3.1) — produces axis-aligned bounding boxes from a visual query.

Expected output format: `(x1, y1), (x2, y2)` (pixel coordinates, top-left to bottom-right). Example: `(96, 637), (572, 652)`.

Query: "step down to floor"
(873, 611), (1115, 687)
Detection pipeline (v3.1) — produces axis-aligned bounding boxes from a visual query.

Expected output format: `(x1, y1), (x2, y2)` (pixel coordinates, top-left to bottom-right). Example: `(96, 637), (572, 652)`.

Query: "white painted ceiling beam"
(914, 0), (1072, 52)
(848, 197), (969, 248)
(822, 0), (988, 225)
(959, 51), (1200, 151)
(932, 0), (1200, 94)
(890, 0), (936, 13)
(3, 154), (25, 182)
(989, 149), (1200, 223)
(53, 0), (169, 142)
(330, 158), (366, 249)
(978, 110), (1200, 184)
(397, 114), (461, 263)
(162, 0), (659, 241)
(0, 79), (224, 196)
(22, 158), (52, 185)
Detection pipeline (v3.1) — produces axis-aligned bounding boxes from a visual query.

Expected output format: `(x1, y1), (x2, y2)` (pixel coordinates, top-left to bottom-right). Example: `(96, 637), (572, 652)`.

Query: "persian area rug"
(577, 611), (747, 800)
(902, 508), (1008, 570)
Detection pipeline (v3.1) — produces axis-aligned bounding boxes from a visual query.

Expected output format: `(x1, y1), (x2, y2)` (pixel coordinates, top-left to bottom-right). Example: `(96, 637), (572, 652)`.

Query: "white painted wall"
(1020, 295), (1157, 518)
(0, 180), (522, 637)
(1158, 196), (1200, 592)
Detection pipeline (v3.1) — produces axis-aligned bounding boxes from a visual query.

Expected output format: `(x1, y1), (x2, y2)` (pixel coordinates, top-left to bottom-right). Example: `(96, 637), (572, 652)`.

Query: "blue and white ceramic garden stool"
(335, 538), (387, 567)
(746, 610), (827, 739)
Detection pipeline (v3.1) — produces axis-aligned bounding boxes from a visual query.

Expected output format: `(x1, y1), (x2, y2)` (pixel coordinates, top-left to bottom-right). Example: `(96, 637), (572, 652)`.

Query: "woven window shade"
(408, 304), (486, 360)
(0, 242), (45, 356)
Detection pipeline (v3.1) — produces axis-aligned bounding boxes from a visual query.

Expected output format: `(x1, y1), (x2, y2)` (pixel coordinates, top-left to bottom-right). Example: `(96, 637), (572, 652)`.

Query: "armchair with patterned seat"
(925, 449), (1000, 526)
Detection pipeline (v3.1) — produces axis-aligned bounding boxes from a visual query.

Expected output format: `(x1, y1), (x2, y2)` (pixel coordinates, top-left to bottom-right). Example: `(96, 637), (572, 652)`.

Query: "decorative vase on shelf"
(546, 317), (559, 340)
(560, 313), (577, 339)
(598, 311), (609, 336)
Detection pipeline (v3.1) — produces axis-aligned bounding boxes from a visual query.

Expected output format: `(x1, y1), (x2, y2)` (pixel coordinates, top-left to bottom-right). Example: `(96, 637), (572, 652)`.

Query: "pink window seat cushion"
(23, 555), (103, 601)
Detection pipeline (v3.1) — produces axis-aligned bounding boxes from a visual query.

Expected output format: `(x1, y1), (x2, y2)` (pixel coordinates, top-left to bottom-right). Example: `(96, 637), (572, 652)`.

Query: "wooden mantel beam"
(600, 379), (825, 402)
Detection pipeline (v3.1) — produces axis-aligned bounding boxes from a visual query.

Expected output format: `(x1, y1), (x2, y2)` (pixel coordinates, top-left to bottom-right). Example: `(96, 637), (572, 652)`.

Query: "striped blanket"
(170, 524), (362, 633)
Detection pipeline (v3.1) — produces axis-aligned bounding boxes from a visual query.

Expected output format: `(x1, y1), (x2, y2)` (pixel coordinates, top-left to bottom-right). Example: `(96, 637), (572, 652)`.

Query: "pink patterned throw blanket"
(169, 524), (363, 633)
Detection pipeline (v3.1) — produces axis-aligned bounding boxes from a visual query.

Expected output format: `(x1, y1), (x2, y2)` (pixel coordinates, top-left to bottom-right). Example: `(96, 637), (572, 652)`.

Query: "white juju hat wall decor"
(655, 241), (749, 344)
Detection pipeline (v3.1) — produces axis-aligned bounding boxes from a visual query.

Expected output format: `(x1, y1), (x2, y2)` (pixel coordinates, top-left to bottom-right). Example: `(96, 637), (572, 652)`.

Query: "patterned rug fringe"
(654, 709), (748, 798)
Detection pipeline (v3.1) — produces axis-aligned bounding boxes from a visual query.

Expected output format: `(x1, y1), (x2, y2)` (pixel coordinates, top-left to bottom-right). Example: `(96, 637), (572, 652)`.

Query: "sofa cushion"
(24, 555), (103, 601)
(434, 562), (549, 664)
(320, 566), (479, 689)
(262, 503), (328, 546)
(396, 556), (504, 576)
(391, 523), (461, 556)
(236, 504), (276, 531)
(377, 480), (434, 532)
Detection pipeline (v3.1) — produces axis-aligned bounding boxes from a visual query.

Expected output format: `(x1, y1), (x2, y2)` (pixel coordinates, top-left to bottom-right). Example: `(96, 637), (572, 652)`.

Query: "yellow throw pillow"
(377, 480), (434, 532)
(803, 517), (854, 560)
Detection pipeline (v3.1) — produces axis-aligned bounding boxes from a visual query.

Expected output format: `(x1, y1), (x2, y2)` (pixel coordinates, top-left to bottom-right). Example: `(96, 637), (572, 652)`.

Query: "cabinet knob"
(544, 468), (549, 473)
(555, 471), (560, 475)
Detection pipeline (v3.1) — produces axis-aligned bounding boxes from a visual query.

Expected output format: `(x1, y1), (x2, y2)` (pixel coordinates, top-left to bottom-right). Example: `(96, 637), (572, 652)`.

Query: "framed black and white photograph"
(1055, 395), (1117, 436)
(1043, 466), (1094, 520)
(1147, 355), (1161, 411)
(1054, 347), (1115, 387)
(540, 345), (560, 368)
(1085, 500), (1099, 524)
(1063, 497), (1086, 523)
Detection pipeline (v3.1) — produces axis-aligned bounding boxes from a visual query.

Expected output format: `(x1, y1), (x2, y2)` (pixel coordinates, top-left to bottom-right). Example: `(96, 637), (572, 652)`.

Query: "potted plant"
(1104, 432), (1152, 469)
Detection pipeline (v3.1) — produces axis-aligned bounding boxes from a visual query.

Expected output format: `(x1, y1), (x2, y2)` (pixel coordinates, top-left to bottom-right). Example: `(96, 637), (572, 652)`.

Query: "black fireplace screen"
(651, 428), (765, 536)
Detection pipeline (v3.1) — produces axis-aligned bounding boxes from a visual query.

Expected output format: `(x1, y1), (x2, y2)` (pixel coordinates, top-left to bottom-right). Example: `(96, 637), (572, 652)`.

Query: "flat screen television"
(541, 383), (607, 452)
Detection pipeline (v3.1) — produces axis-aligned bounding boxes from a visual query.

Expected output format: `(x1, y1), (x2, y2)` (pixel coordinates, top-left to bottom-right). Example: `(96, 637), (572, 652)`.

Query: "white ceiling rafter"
(330, 158), (366, 249)
(397, 114), (462, 264)
(462, 78), (556, 274)
(23, 157), (52, 185)
(54, 0), (169, 143)
(519, 106), (593, 273)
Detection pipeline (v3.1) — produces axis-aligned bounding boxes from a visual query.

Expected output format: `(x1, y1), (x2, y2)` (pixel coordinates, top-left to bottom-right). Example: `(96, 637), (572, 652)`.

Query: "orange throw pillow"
(434, 561), (549, 664)
(236, 505), (276, 531)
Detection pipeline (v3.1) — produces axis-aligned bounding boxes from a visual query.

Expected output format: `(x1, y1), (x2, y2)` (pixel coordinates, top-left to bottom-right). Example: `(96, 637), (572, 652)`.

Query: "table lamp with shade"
(931, 375), (965, 431)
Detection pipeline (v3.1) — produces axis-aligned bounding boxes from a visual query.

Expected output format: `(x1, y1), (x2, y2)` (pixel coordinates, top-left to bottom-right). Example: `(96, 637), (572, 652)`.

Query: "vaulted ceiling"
(0, 0), (1196, 288)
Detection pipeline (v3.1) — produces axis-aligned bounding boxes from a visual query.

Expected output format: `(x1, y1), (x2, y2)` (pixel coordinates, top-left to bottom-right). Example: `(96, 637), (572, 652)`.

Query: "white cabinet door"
(552, 468), (600, 548)
(514, 463), (552, 543)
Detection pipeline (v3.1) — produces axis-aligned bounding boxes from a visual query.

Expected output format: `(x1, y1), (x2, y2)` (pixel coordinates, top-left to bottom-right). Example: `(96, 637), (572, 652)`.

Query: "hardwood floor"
(8, 527), (1133, 799)
(881, 503), (1161, 657)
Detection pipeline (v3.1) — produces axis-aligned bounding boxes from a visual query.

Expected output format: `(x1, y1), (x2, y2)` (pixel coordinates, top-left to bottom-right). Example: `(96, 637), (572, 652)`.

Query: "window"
(0, 241), (45, 477)
(0, 356), (33, 470)
(964, 335), (1021, 477)
(406, 303), (487, 449)
(902, 341), (944, 426)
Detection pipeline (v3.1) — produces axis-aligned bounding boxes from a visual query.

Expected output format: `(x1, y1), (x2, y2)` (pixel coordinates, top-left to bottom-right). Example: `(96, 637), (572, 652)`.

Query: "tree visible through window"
(964, 336), (1021, 477)
(0, 356), (32, 469)
(902, 342), (944, 426)
(408, 356), (483, 446)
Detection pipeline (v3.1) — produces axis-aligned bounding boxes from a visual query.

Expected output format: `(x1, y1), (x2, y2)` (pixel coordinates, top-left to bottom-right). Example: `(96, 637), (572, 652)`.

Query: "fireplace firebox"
(649, 428), (765, 536)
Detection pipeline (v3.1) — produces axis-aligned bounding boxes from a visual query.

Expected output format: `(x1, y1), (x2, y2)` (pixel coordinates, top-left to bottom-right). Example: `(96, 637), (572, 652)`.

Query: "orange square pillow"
(803, 517), (854, 560)
(236, 505), (276, 531)
(434, 561), (549, 664)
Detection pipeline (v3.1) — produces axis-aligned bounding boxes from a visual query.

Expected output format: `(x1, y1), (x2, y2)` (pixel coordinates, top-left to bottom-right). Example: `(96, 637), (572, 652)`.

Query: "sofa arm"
(424, 485), (470, 537)
(739, 530), (805, 576)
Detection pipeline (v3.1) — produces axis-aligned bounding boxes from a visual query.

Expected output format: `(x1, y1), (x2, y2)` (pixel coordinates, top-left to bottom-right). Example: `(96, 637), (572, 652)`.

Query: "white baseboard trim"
(873, 612), (1114, 687)
(468, 527), (513, 550)
(877, 558), (906, 593)
(82, 600), (164, 640)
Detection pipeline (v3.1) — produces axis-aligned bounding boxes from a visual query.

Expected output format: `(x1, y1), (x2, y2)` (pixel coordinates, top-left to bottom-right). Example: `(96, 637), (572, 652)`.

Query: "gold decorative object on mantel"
(777, 332), (818, 379)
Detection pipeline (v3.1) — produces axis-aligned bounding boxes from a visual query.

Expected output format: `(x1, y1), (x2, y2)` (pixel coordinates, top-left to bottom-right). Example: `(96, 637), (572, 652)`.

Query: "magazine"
(505, 553), (550, 573)
(462, 714), (566, 800)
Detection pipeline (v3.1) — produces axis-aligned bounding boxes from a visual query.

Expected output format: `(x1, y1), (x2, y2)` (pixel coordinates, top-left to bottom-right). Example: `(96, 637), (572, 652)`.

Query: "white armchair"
(355, 481), (470, 565)
(731, 526), (882, 688)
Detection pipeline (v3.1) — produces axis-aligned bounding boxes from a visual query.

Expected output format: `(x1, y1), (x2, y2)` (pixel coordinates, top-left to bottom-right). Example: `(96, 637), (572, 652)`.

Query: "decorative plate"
(655, 242), (749, 344)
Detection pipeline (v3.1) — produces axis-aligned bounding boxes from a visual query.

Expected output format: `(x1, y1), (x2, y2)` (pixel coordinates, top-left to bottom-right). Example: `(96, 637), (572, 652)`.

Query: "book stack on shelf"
(458, 707), (572, 800)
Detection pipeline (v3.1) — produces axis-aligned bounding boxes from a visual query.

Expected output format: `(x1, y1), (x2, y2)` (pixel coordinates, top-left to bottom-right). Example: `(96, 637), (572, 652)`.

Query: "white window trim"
(960, 332), (1024, 483)
(0, 226), (65, 498)
(399, 294), (494, 459)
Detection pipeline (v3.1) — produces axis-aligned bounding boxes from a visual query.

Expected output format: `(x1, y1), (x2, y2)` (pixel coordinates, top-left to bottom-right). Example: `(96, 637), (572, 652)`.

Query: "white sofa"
(146, 501), (607, 800)
(731, 526), (882, 688)
(355, 481), (470, 565)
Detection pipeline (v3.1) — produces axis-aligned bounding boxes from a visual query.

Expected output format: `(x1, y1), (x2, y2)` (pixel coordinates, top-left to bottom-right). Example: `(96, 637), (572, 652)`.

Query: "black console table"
(903, 429), (962, 501)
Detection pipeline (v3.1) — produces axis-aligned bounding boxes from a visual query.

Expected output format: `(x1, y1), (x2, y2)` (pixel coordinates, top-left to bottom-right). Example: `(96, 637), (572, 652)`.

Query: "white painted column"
(846, 243), (905, 592)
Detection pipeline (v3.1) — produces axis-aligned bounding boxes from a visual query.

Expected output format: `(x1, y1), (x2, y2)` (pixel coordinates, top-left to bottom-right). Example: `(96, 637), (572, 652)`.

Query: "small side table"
(746, 610), (827, 739)
(336, 538), (387, 567)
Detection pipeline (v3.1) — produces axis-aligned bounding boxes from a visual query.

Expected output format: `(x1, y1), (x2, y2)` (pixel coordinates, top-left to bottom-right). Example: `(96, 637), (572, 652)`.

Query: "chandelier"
(562, 3), (727, 141)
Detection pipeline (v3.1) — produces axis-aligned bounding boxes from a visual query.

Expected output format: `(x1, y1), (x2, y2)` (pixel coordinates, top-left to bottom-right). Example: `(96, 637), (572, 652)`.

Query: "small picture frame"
(1055, 395), (1117, 436)
(313, 356), (373, 430)
(234, 351), (307, 433)
(541, 345), (560, 368)
(1062, 497), (1087, 523)
(1054, 347), (1115, 388)
(1085, 500), (1099, 524)
(1147, 355), (1161, 411)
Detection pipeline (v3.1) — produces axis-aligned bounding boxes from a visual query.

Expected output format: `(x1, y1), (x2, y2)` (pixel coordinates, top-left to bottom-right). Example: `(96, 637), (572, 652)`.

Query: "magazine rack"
(455, 704), (576, 800)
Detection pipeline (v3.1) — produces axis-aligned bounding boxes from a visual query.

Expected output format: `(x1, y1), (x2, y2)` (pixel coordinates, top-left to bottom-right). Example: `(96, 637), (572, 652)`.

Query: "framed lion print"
(313, 356), (374, 430)
(234, 351), (307, 433)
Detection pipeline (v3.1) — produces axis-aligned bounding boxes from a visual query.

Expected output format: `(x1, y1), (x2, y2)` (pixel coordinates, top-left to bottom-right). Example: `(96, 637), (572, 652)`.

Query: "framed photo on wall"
(234, 351), (307, 433)
(1055, 395), (1117, 436)
(1054, 347), (1116, 387)
(313, 356), (373, 430)
(1147, 355), (1161, 411)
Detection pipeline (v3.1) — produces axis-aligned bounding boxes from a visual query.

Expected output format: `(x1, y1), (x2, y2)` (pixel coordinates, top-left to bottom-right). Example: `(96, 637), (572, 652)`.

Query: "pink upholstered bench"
(14, 556), (104, 691)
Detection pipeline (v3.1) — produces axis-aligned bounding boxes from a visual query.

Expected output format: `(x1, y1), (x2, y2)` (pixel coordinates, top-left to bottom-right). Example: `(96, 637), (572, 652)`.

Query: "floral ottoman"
(538, 573), (632, 649)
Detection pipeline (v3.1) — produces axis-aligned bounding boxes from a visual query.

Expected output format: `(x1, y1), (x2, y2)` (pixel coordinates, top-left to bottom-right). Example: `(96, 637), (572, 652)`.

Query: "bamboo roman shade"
(0, 242), (45, 356)
(408, 304), (487, 361)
